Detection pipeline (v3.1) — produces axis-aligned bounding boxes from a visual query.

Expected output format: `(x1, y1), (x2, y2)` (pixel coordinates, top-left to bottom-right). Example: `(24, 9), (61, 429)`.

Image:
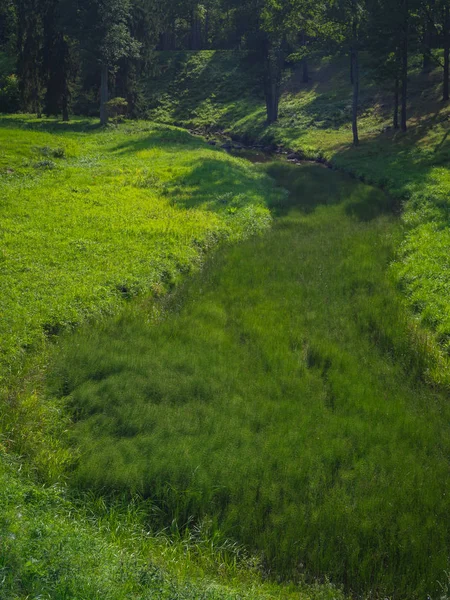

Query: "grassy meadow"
(1, 109), (449, 599)
(145, 51), (450, 362)
(0, 117), (310, 599)
(0, 115), (280, 475)
(2, 451), (346, 600)
(49, 161), (450, 598)
(0, 115), (275, 379)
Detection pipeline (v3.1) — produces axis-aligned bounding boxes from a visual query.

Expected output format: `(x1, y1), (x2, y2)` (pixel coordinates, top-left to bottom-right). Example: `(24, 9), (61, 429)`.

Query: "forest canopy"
(0, 0), (449, 141)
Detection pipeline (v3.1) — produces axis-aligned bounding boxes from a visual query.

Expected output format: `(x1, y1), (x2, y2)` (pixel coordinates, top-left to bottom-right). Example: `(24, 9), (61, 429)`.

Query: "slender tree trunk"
(204, 8), (209, 49)
(191, 5), (202, 50)
(444, 4), (449, 102)
(265, 86), (277, 123)
(351, 2), (359, 146)
(351, 49), (359, 145)
(401, 0), (409, 132)
(100, 63), (109, 125)
(62, 88), (69, 121)
(422, 7), (433, 73)
(350, 49), (354, 85)
(393, 77), (399, 129)
(264, 40), (282, 125)
(301, 32), (309, 83)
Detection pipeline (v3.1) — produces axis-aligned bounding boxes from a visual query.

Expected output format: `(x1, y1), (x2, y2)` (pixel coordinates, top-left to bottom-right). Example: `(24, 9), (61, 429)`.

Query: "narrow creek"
(49, 151), (450, 598)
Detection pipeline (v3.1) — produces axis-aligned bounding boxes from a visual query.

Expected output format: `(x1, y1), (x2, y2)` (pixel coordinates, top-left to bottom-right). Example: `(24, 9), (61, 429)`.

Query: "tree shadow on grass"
(109, 128), (205, 155)
(161, 155), (270, 211)
(263, 161), (393, 221)
(0, 115), (101, 133)
(331, 108), (450, 204)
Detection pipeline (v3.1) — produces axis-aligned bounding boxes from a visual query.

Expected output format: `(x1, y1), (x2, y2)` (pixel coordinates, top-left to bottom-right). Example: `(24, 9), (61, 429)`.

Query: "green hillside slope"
(144, 51), (450, 369)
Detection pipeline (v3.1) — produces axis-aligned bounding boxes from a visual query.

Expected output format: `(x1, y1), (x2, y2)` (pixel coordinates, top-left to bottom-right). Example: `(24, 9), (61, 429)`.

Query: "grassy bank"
(144, 51), (450, 361)
(0, 115), (280, 474)
(2, 452), (346, 600)
(0, 115), (275, 380)
(1, 116), (340, 600)
(49, 161), (450, 598)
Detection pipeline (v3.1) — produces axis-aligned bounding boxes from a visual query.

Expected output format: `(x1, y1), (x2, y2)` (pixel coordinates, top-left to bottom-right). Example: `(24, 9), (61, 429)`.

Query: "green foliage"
(144, 51), (264, 128)
(1, 453), (338, 599)
(50, 162), (450, 599)
(0, 73), (19, 112)
(106, 96), (128, 120)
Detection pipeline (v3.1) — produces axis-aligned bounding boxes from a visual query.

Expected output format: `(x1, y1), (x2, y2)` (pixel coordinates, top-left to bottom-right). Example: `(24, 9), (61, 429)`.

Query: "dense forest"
(0, 0), (449, 140)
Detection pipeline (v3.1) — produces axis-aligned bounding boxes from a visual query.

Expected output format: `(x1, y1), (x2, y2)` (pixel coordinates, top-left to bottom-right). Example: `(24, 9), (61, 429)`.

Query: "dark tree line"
(0, 0), (448, 138)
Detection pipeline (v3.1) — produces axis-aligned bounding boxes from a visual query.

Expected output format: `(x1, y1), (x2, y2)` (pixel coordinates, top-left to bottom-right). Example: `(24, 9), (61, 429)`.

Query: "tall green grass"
(50, 162), (450, 598)
(2, 452), (346, 600)
(0, 116), (276, 379)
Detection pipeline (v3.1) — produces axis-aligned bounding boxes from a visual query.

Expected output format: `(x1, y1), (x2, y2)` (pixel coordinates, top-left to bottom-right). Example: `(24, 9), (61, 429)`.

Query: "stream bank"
(48, 153), (450, 599)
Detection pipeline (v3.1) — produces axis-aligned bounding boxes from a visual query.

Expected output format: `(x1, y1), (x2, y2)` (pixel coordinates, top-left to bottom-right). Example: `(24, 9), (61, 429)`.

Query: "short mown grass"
(50, 161), (450, 599)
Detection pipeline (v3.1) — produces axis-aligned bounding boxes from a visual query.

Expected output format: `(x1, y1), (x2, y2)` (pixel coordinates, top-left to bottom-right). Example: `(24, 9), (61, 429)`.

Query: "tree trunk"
(190, 6), (202, 50)
(444, 4), (449, 102)
(264, 39), (282, 125)
(401, 0), (409, 132)
(301, 32), (309, 83)
(62, 88), (69, 121)
(393, 77), (399, 129)
(100, 63), (109, 125)
(351, 2), (359, 146)
(265, 81), (279, 124)
(350, 49), (354, 85)
(351, 49), (359, 145)
(204, 8), (209, 49)
(422, 6), (433, 73)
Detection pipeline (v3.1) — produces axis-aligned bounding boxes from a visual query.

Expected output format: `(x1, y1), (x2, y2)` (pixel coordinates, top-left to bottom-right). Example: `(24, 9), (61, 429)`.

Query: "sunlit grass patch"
(0, 117), (277, 381)
(145, 51), (450, 357)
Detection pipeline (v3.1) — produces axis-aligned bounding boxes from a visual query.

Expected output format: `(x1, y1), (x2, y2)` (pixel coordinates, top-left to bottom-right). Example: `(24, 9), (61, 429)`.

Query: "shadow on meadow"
(263, 161), (392, 222)
(109, 127), (205, 155)
(329, 107), (450, 199)
(0, 114), (101, 133)
(164, 157), (269, 211)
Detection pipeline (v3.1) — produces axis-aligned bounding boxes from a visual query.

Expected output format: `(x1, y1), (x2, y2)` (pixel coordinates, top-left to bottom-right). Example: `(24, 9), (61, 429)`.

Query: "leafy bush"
(106, 97), (128, 122)
(0, 74), (19, 113)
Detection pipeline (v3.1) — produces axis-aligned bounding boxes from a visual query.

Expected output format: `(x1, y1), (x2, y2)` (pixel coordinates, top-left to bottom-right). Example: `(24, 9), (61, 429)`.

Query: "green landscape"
(1, 0), (450, 599)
